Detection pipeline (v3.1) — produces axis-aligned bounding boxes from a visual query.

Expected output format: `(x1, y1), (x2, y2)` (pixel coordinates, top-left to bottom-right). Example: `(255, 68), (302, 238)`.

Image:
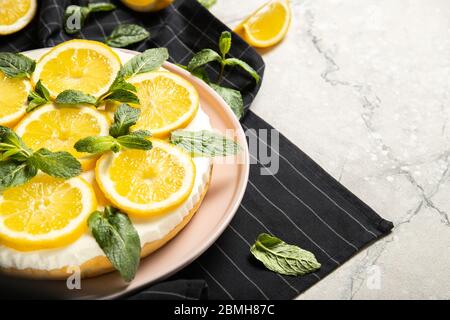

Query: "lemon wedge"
(0, 175), (97, 251)
(32, 40), (121, 98)
(0, 0), (37, 35)
(234, 0), (291, 48)
(129, 71), (199, 138)
(15, 104), (110, 171)
(96, 139), (196, 217)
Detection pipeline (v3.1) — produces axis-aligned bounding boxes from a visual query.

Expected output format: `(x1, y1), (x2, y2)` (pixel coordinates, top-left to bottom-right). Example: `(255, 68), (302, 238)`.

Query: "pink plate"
(0, 48), (249, 299)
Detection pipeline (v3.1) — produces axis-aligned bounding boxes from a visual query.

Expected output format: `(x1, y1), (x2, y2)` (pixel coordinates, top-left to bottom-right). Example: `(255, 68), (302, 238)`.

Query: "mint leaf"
(88, 207), (141, 282)
(27, 94), (48, 113)
(0, 160), (38, 191)
(55, 90), (97, 105)
(0, 126), (32, 161)
(64, 3), (115, 34)
(109, 76), (137, 93)
(98, 76), (139, 105)
(87, 2), (116, 12)
(104, 89), (140, 104)
(250, 233), (321, 276)
(74, 136), (121, 154)
(29, 149), (82, 179)
(0, 52), (35, 79)
(129, 129), (152, 137)
(116, 135), (152, 150)
(179, 64), (211, 83)
(0, 127), (81, 189)
(27, 80), (51, 112)
(105, 24), (150, 48)
(187, 49), (222, 72)
(224, 58), (260, 83)
(192, 67), (211, 83)
(170, 130), (241, 157)
(209, 83), (244, 119)
(197, 0), (217, 9)
(219, 31), (232, 57)
(35, 80), (51, 101)
(119, 48), (169, 79)
(109, 104), (140, 138)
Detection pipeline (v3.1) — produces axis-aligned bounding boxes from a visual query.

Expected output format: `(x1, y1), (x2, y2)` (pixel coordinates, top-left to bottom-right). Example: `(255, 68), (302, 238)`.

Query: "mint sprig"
(0, 126), (81, 190)
(74, 104), (152, 155)
(183, 31), (261, 119)
(64, 2), (116, 34)
(0, 52), (35, 79)
(88, 206), (141, 282)
(187, 31), (260, 84)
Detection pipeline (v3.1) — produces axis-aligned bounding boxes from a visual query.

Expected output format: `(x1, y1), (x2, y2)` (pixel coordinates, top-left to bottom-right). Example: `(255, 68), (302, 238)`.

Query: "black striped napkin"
(0, 0), (393, 300)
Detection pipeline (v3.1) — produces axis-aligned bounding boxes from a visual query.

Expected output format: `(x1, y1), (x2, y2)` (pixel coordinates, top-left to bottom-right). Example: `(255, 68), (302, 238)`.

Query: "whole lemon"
(121, 0), (174, 12)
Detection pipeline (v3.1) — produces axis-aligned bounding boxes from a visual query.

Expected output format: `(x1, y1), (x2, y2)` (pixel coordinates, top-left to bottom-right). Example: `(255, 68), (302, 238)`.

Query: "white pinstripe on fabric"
(196, 261), (234, 300)
(242, 124), (378, 237)
(94, 19), (108, 38)
(170, 4), (220, 46)
(247, 180), (340, 265)
(239, 203), (322, 281)
(214, 243), (270, 300)
(247, 152), (360, 250)
(228, 224), (301, 294)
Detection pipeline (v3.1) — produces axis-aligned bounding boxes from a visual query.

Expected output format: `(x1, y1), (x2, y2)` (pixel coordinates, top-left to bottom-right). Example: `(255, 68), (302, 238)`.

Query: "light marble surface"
(212, 0), (450, 299)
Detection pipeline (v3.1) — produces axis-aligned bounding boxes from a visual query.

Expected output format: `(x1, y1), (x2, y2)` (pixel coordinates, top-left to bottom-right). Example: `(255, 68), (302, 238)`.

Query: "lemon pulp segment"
(39, 49), (114, 95)
(0, 71), (29, 126)
(110, 148), (187, 204)
(96, 139), (196, 217)
(0, 0), (30, 26)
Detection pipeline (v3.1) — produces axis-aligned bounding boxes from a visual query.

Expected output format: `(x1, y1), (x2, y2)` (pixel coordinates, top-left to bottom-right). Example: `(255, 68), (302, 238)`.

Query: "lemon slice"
(0, 0), (37, 35)
(96, 139), (196, 217)
(15, 104), (110, 171)
(0, 70), (31, 127)
(129, 72), (199, 138)
(32, 40), (121, 98)
(234, 0), (291, 48)
(0, 175), (97, 251)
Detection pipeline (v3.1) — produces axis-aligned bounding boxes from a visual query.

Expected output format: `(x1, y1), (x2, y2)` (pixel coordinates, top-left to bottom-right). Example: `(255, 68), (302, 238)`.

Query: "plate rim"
(18, 47), (250, 299)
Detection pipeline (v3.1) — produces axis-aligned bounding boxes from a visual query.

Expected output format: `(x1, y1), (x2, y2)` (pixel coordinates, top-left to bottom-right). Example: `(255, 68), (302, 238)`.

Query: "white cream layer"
(0, 107), (212, 271)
